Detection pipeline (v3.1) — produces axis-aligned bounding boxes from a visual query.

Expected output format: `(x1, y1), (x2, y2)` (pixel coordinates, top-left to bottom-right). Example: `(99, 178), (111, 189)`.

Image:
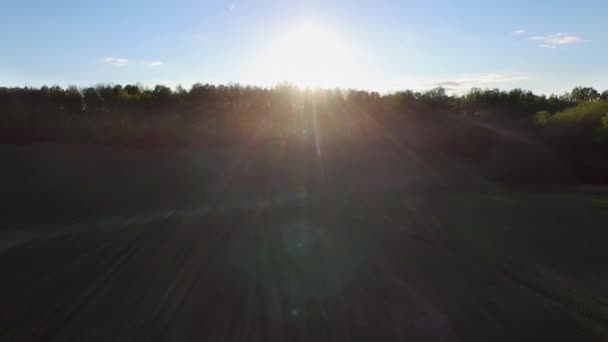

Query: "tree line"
(1, 83), (607, 184)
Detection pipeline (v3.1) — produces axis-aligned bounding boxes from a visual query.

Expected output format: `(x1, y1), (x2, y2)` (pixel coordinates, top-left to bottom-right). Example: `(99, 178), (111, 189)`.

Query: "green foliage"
(600, 113), (608, 143)
(550, 101), (608, 127)
(534, 111), (551, 126)
(602, 112), (608, 129)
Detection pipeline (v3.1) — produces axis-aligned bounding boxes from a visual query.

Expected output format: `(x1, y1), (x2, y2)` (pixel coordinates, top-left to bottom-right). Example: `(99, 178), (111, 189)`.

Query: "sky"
(1, 0), (607, 94)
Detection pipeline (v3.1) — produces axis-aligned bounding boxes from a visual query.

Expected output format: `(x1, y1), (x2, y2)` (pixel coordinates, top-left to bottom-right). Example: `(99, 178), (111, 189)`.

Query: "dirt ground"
(1, 144), (607, 341)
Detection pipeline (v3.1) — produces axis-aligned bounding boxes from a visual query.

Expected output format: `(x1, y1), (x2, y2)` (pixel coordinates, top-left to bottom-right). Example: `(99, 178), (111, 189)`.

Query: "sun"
(252, 23), (367, 89)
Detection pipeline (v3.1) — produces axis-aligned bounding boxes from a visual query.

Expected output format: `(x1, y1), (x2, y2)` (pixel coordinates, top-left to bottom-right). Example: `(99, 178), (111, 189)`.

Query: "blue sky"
(1, 0), (607, 94)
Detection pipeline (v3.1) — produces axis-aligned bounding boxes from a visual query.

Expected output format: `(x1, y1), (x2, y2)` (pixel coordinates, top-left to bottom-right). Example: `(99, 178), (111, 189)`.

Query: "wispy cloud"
(512, 29), (526, 35)
(100, 57), (164, 67)
(100, 57), (128, 66)
(530, 33), (583, 48)
(434, 81), (465, 87)
(431, 73), (528, 89)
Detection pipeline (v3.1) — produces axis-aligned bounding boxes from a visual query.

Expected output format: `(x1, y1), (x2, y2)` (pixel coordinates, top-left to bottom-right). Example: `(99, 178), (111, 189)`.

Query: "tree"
(569, 87), (600, 103)
(149, 85), (174, 109)
(64, 85), (83, 113)
(82, 87), (104, 113)
(124, 84), (142, 96)
(600, 90), (608, 101)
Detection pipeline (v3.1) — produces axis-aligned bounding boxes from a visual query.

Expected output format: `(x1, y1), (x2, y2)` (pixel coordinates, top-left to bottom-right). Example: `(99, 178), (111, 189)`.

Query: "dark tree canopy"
(570, 86), (600, 102)
(1, 83), (607, 183)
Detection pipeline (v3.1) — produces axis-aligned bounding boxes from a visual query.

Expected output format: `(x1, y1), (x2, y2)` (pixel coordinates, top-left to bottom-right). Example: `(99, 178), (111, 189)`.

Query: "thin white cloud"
(512, 29), (526, 35)
(101, 57), (128, 66)
(530, 33), (583, 48)
(431, 73), (528, 89)
(100, 57), (164, 67)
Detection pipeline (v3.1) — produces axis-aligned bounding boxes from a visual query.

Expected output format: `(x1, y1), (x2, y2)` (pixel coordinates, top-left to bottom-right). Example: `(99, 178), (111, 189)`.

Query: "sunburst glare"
(250, 22), (370, 89)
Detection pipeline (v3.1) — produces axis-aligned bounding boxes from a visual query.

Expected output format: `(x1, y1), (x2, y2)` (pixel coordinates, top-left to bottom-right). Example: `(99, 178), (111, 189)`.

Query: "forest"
(2, 84), (608, 184)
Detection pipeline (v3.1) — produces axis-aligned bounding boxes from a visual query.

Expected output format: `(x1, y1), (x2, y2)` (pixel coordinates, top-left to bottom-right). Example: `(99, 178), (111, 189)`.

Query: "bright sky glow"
(1, 0), (607, 94)
(250, 23), (370, 89)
